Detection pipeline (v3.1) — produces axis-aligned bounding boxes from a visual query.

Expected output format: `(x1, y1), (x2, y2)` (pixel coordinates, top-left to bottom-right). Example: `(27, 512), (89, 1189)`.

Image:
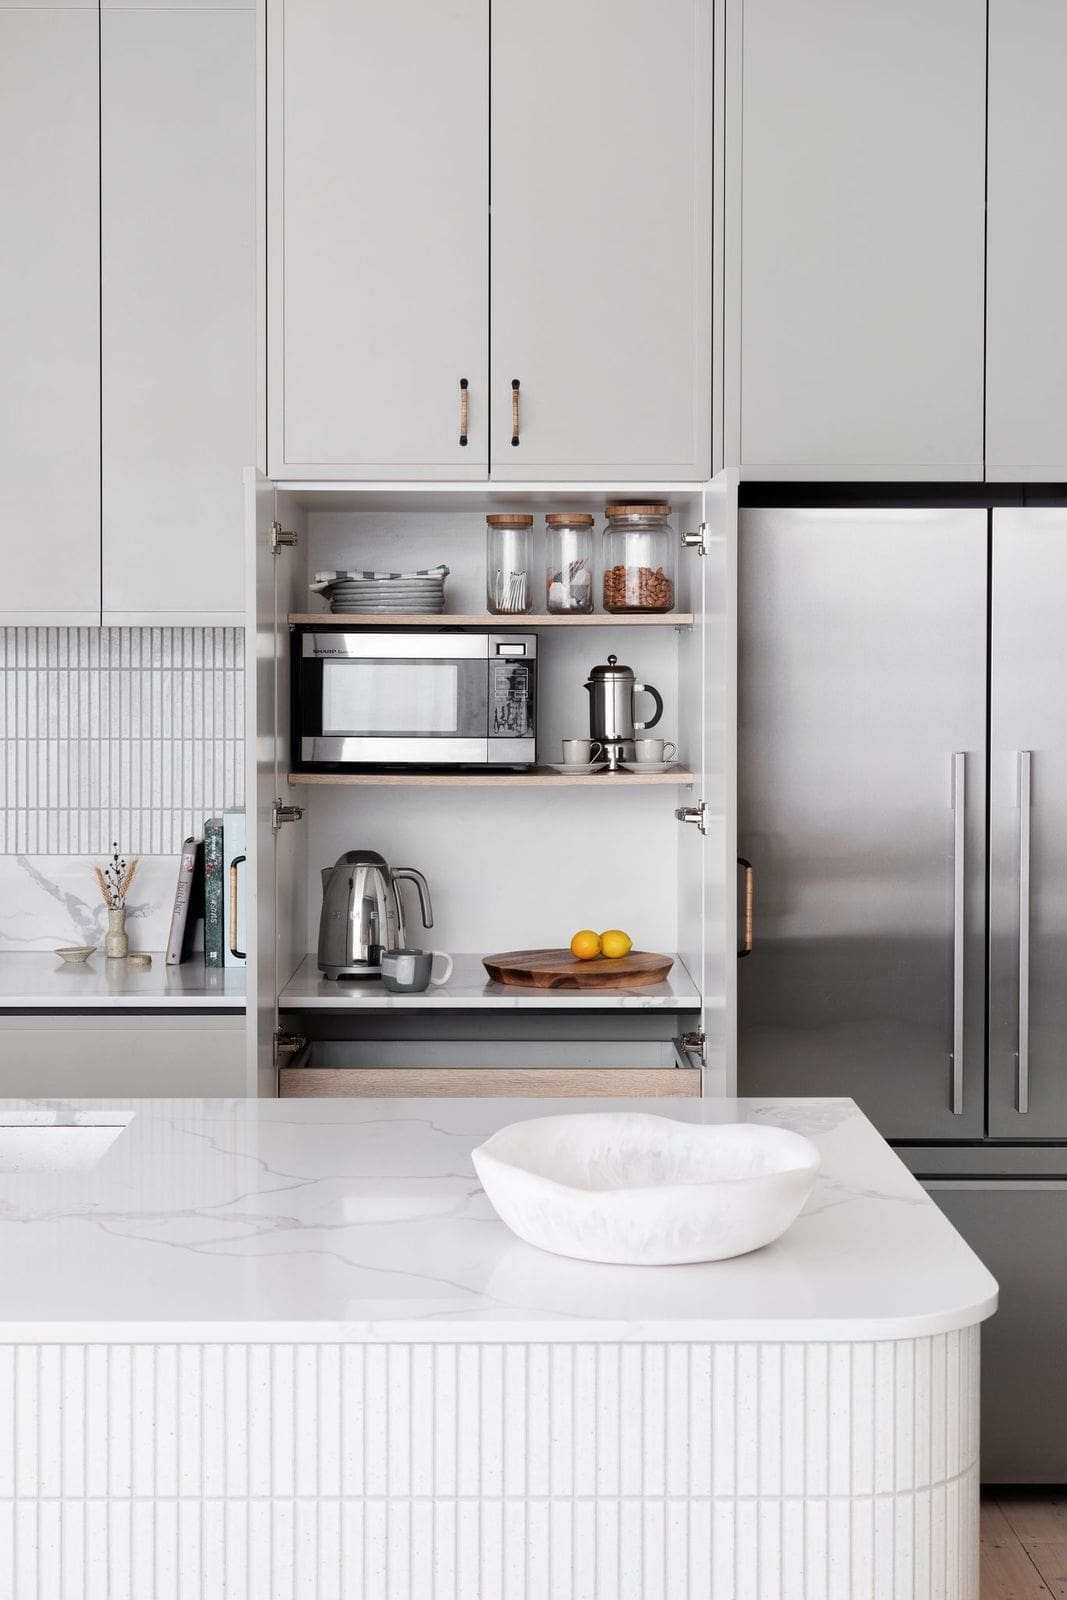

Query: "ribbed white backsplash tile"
(0, 1331), (981, 1599)
(0, 627), (243, 855)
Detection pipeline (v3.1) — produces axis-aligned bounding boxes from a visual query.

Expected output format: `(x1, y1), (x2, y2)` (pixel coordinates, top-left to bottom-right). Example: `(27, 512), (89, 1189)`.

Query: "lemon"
(569, 929), (602, 960)
(600, 929), (633, 959)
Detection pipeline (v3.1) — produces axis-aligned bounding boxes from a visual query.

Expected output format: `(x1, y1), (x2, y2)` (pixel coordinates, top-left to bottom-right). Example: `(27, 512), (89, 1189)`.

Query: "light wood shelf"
(287, 764), (695, 788)
(289, 612), (694, 627)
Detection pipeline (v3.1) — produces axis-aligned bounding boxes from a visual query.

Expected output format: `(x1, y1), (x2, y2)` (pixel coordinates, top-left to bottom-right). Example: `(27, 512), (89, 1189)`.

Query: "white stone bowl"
(472, 1113), (821, 1266)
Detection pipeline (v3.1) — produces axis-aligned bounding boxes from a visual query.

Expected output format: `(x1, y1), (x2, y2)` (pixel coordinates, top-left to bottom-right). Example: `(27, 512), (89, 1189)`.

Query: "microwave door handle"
(394, 868), (434, 929)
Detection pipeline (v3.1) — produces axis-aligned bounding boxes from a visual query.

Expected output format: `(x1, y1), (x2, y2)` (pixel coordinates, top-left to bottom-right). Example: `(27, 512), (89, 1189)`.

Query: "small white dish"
(472, 1112), (821, 1266)
(54, 946), (96, 964)
(545, 761), (609, 775)
(620, 759), (673, 773)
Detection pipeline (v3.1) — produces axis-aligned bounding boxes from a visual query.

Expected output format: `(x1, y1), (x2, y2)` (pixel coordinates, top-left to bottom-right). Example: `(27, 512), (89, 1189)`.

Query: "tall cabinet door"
(677, 473), (738, 1095)
(101, 4), (256, 623)
(986, 2), (1067, 480)
(733, 0), (985, 480)
(0, 7), (99, 624)
(989, 511), (1067, 1137)
(268, 0), (488, 479)
(489, 0), (712, 480)
(737, 509), (988, 1139)
(247, 472), (308, 1096)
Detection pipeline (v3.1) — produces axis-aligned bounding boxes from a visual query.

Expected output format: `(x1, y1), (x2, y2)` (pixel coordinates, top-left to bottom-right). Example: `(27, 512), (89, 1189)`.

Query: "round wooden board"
(482, 948), (674, 990)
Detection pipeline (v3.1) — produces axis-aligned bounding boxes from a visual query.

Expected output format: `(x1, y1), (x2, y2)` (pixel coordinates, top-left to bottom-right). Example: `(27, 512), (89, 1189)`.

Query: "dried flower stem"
(94, 843), (139, 910)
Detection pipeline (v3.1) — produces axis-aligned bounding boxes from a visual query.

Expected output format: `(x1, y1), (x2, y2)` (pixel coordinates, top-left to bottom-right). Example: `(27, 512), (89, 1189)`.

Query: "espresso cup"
(634, 738), (676, 764)
(561, 738), (604, 765)
(380, 948), (454, 993)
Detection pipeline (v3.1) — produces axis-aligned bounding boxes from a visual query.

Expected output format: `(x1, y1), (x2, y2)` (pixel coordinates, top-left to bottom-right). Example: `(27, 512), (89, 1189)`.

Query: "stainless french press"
(583, 654), (664, 771)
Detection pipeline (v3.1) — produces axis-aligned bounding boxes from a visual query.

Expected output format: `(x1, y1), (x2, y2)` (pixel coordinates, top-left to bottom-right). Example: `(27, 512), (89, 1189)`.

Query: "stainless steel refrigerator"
(738, 502), (1067, 1480)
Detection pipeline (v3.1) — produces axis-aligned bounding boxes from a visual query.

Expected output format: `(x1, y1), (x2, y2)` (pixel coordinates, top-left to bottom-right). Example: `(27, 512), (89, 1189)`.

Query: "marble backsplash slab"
(0, 856), (197, 954)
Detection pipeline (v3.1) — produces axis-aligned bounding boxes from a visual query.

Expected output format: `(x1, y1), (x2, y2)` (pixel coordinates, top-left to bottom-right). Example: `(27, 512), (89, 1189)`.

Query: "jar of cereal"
(602, 502), (675, 614)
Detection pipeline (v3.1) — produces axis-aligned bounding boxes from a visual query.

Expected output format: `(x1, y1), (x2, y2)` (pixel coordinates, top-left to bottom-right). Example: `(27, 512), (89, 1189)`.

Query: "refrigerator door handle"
(951, 752), (966, 1115)
(1017, 750), (1032, 1113)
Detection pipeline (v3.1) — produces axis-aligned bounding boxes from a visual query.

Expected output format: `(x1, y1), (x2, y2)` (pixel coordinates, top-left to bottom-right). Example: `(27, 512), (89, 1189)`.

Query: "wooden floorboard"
(981, 1499), (1054, 1599)
(980, 1495), (1067, 1600)
(993, 1494), (1067, 1600)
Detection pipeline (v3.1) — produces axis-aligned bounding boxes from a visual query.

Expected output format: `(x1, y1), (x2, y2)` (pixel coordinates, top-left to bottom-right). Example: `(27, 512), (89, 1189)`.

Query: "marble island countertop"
(0, 953), (245, 1010)
(0, 1096), (996, 1344)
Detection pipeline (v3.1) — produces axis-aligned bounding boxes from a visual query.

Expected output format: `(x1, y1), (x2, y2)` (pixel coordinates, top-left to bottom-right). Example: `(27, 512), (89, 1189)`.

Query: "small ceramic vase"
(104, 906), (128, 959)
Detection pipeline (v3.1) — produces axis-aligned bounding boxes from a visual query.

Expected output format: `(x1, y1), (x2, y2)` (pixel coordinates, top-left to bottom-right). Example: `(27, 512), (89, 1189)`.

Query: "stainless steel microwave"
(292, 628), (537, 770)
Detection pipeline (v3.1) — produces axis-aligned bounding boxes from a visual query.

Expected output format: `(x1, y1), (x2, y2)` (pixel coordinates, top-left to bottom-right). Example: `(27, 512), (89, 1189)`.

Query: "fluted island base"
(2, 1326), (979, 1598)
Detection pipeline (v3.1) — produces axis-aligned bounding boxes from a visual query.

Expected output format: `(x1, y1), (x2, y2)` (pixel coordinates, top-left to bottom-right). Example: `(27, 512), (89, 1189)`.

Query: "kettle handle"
(633, 682), (663, 732)
(393, 868), (433, 929)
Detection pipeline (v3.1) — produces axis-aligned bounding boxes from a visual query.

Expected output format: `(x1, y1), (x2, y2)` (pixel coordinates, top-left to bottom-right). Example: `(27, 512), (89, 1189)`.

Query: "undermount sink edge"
(472, 1113), (821, 1266)
(0, 1114), (132, 1174)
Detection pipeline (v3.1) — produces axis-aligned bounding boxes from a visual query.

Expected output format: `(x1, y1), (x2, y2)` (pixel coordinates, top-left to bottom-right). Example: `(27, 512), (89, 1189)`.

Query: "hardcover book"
(203, 818), (225, 969)
(165, 838), (202, 966)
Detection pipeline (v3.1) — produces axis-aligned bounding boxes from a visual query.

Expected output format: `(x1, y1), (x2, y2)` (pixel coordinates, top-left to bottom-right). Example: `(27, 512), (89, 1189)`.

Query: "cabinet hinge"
(273, 1028), (305, 1069)
(270, 520), (298, 555)
(675, 799), (707, 835)
(272, 800), (305, 832)
(678, 1030), (707, 1069)
(680, 521), (707, 556)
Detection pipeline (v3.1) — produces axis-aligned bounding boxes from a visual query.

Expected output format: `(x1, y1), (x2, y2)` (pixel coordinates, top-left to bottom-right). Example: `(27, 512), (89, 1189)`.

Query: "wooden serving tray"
(482, 948), (674, 990)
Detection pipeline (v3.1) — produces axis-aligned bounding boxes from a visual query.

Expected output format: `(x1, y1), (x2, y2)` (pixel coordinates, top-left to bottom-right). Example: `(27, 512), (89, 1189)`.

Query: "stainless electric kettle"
(317, 850), (433, 979)
(584, 654), (663, 771)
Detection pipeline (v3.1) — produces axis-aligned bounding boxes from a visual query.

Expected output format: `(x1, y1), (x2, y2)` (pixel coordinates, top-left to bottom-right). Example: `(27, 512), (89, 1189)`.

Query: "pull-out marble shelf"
(279, 952), (704, 1011)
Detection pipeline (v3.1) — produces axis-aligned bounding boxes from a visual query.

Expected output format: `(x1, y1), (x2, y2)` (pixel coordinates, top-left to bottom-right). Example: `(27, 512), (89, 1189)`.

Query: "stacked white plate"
(310, 565), (449, 615)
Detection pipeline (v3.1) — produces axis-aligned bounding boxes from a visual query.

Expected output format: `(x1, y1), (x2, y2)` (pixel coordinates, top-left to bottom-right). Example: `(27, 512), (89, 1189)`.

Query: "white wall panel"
(0, 627), (243, 855)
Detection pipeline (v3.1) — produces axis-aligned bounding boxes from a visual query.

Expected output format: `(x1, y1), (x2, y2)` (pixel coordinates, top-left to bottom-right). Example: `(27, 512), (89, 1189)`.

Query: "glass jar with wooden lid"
(545, 513), (595, 614)
(486, 514), (533, 614)
(602, 502), (675, 613)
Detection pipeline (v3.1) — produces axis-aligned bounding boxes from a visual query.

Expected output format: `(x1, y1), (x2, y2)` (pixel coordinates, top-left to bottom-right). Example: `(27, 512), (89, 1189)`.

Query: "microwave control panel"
(489, 634), (536, 738)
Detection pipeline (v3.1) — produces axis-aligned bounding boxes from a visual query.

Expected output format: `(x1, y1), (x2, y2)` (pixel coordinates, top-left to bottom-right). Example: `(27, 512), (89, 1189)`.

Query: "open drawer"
(278, 1038), (701, 1098)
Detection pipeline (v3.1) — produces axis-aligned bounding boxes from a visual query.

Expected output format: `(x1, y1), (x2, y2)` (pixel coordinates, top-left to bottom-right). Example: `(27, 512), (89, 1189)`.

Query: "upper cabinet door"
(735, 0), (986, 480)
(268, 0), (488, 480)
(101, 8), (256, 622)
(489, 0), (712, 481)
(986, 2), (1067, 480)
(0, 9), (100, 625)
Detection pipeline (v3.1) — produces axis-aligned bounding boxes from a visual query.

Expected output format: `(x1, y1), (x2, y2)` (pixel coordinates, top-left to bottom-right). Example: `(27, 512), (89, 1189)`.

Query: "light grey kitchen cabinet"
(268, 0), (711, 481)
(0, 8), (100, 626)
(267, 0), (489, 480)
(0, 1015), (246, 1098)
(986, 0), (1067, 480)
(488, 0), (711, 480)
(101, 7), (255, 623)
(732, 0), (985, 480)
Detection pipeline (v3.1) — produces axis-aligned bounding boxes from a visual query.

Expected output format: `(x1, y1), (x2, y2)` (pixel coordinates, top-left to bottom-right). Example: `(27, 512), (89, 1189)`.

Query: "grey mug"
(380, 948), (454, 993)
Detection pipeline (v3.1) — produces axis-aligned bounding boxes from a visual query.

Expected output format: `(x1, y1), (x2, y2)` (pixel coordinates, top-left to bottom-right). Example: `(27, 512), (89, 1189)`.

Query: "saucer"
(620, 760), (673, 773)
(546, 761), (610, 775)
